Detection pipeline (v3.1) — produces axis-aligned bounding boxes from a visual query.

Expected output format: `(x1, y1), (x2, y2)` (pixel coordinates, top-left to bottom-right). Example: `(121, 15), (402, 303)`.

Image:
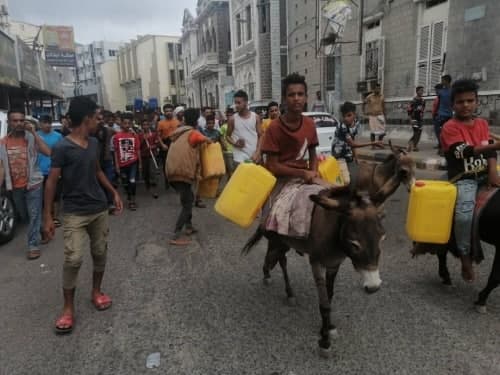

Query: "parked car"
(302, 111), (339, 155)
(0, 110), (17, 245)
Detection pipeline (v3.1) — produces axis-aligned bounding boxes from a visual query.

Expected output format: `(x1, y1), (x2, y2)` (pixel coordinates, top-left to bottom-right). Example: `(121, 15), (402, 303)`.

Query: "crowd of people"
(1, 71), (497, 333)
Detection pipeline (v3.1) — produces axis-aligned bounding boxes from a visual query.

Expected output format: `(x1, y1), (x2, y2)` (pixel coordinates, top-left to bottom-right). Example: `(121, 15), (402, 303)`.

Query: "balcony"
(191, 52), (219, 78)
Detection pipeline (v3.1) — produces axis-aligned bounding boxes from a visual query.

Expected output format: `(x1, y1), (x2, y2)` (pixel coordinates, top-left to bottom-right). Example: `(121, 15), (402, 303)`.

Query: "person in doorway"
(166, 108), (211, 246)
(440, 79), (500, 282)
(261, 101), (280, 133)
(139, 118), (160, 199)
(331, 101), (383, 185)
(363, 83), (386, 146)
(407, 86), (426, 152)
(43, 96), (123, 335)
(226, 90), (263, 165)
(0, 109), (51, 260)
(436, 74), (453, 156)
(311, 90), (326, 112)
(113, 113), (142, 210)
(37, 115), (63, 239)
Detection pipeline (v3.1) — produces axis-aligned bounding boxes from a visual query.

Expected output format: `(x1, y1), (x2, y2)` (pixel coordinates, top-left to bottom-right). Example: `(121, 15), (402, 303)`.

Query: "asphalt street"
(1, 169), (500, 375)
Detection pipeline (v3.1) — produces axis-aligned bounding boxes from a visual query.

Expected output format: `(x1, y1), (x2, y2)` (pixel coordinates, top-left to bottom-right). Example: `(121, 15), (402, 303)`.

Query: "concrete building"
(117, 35), (185, 109)
(75, 41), (123, 104)
(99, 59), (126, 112)
(287, 0), (336, 110)
(181, 0), (233, 110)
(229, 0), (287, 105)
(340, 0), (500, 124)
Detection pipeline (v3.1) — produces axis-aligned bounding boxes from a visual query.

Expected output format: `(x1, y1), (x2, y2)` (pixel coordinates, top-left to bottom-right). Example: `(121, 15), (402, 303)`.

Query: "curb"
(356, 150), (447, 171)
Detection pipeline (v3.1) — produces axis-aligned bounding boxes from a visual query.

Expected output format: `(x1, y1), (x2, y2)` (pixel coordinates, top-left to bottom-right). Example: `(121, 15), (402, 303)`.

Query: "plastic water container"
(406, 180), (457, 244)
(201, 143), (226, 178)
(318, 156), (343, 185)
(198, 177), (219, 199)
(215, 163), (277, 228)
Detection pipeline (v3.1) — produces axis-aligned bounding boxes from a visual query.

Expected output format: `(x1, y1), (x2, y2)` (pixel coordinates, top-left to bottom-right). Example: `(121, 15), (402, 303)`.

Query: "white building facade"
(181, 0), (233, 110)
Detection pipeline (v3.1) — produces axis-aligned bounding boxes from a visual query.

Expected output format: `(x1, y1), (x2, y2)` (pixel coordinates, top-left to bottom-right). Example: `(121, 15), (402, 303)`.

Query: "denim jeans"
(454, 179), (478, 256)
(11, 185), (43, 251)
(120, 162), (138, 200)
(102, 159), (114, 204)
(170, 181), (194, 237)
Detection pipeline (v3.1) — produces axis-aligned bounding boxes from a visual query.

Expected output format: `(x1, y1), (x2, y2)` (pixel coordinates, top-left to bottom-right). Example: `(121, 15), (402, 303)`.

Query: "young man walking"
(363, 83), (386, 145)
(43, 96), (123, 334)
(407, 86), (426, 152)
(113, 113), (142, 210)
(0, 109), (51, 259)
(139, 118), (160, 199)
(226, 90), (263, 165)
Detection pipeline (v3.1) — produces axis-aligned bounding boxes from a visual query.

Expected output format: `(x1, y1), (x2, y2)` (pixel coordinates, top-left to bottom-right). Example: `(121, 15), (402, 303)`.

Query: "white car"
(302, 111), (339, 155)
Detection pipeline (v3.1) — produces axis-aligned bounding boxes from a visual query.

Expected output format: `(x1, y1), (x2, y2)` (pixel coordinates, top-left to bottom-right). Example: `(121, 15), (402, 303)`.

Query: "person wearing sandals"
(166, 108), (211, 246)
(113, 113), (142, 211)
(43, 97), (123, 335)
(0, 109), (51, 260)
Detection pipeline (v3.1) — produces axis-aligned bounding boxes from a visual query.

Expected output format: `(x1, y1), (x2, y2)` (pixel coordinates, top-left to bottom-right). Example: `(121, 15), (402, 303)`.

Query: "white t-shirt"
(232, 112), (258, 163)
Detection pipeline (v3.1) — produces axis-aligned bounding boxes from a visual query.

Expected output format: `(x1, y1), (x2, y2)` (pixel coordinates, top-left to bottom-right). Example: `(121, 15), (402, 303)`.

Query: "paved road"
(1, 171), (499, 375)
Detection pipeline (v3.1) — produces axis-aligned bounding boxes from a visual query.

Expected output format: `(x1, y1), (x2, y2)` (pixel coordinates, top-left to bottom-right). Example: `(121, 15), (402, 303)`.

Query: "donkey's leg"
(278, 252), (295, 305)
(475, 245), (500, 313)
(262, 238), (283, 285)
(311, 261), (333, 357)
(326, 266), (341, 339)
(437, 250), (452, 285)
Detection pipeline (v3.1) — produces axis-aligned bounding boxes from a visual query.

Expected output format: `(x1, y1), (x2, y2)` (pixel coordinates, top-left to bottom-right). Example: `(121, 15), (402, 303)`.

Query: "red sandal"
(92, 293), (112, 311)
(55, 314), (74, 335)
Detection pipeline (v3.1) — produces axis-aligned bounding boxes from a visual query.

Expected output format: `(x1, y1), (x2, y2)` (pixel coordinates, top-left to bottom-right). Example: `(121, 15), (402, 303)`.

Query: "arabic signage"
(16, 37), (42, 89)
(42, 25), (76, 67)
(0, 31), (19, 87)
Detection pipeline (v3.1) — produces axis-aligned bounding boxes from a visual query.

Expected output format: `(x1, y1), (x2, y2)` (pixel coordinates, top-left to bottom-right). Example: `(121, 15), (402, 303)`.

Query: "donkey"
(423, 189), (500, 313)
(242, 189), (386, 357)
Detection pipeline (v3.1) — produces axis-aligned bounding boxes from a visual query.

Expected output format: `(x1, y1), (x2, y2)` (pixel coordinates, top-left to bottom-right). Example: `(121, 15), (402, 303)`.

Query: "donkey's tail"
(242, 227), (265, 255)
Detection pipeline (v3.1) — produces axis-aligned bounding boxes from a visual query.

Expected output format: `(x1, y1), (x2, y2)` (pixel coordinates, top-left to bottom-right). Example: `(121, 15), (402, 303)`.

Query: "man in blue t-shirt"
(37, 115), (63, 233)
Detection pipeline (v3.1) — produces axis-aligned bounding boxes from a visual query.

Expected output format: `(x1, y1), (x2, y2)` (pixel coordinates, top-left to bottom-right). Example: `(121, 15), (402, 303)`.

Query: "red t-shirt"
(261, 116), (319, 169)
(440, 118), (494, 179)
(113, 131), (141, 167)
(6, 137), (28, 189)
(139, 131), (159, 159)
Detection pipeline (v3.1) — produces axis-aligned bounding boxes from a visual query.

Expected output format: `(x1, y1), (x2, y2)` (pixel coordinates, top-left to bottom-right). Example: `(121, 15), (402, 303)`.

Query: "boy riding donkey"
(414, 79), (500, 282)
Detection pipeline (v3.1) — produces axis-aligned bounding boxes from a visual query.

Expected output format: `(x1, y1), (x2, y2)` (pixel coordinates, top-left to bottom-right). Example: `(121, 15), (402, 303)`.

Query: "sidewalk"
(355, 137), (447, 171)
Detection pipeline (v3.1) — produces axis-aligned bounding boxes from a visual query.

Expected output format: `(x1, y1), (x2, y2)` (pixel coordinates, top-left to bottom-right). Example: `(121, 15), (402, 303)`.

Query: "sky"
(8, 0), (198, 44)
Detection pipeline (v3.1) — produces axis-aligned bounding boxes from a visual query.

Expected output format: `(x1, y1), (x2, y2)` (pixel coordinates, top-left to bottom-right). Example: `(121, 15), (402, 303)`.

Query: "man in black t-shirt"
(43, 97), (123, 335)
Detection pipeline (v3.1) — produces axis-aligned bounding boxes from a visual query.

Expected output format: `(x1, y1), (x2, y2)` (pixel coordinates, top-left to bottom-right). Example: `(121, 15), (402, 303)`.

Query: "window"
(365, 40), (379, 80)
(305, 33), (308, 40)
(236, 14), (242, 46)
(170, 69), (176, 85)
(295, 37), (298, 43)
(366, 20), (380, 30)
(108, 50), (116, 57)
(246, 6), (252, 41)
(426, 0), (447, 8)
(305, 51), (308, 57)
(177, 44), (182, 57)
(259, 1), (270, 33)
(296, 54), (299, 60)
(168, 43), (175, 60)
(179, 70), (184, 83)
(326, 55), (335, 90)
(416, 21), (445, 93)
(305, 68), (308, 74)
(226, 65), (233, 76)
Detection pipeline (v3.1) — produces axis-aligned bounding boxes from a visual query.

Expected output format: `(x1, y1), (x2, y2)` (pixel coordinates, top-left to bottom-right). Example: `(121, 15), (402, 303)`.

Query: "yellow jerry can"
(318, 156), (344, 185)
(406, 180), (457, 244)
(201, 142), (226, 178)
(198, 177), (219, 199)
(215, 163), (277, 228)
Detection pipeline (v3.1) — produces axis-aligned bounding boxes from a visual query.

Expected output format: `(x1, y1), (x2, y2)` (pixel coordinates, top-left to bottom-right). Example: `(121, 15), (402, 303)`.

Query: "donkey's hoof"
(475, 304), (487, 314)
(286, 297), (297, 306)
(329, 328), (339, 340)
(263, 277), (272, 286)
(318, 346), (333, 358)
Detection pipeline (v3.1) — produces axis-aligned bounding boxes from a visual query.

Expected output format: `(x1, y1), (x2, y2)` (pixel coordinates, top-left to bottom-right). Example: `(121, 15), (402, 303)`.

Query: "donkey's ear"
(310, 194), (351, 214)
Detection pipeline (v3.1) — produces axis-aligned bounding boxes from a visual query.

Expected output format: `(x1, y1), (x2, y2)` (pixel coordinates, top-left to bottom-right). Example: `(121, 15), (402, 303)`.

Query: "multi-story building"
(287, 0), (336, 110)
(75, 41), (123, 104)
(340, 0), (500, 124)
(181, 0), (233, 110)
(117, 35), (185, 109)
(229, 0), (287, 105)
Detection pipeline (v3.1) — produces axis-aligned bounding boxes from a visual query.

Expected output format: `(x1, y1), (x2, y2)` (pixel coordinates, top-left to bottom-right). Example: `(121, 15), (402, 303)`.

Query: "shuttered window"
(416, 21), (445, 94)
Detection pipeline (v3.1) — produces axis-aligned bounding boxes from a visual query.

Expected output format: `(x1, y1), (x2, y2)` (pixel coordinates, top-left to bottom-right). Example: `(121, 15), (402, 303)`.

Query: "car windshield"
(309, 115), (337, 128)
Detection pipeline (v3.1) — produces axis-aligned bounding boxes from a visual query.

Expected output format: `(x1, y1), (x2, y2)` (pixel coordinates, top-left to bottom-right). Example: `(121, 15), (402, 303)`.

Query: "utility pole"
(358, 0), (364, 56)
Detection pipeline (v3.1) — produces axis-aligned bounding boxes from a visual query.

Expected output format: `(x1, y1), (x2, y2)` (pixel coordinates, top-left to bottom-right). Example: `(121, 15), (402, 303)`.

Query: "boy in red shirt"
(440, 79), (500, 282)
(113, 113), (142, 210)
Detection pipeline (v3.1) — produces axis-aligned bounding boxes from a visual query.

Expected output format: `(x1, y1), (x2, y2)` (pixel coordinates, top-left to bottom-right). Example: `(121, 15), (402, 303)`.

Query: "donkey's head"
(387, 140), (416, 191)
(310, 189), (385, 293)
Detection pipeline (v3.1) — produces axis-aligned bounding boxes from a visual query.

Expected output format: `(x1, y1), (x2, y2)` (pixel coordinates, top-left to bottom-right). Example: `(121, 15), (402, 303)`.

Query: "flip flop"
(55, 314), (74, 335)
(169, 238), (191, 246)
(185, 227), (198, 236)
(53, 218), (62, 228)
(27, 250), (41, 260)
(92, 293), (112, 311)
